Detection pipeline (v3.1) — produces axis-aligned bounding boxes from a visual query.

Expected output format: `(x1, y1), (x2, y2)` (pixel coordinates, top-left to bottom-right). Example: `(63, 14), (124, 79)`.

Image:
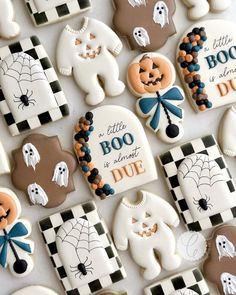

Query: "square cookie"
(0, 36), (69, 136)
(144, 268), (210, 295)
(39, 201), (126, 295)
(25, 0), (91, 27)
(158, 135), (236, 231)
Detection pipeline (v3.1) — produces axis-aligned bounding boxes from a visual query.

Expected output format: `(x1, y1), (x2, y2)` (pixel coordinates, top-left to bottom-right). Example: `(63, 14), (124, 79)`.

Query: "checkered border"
(144, 268), (210, 295)
(158, 135), (236, 232)
(0, 36), (69, 136)
(39, 201), (126, 295)
(25, 0), (91, 27)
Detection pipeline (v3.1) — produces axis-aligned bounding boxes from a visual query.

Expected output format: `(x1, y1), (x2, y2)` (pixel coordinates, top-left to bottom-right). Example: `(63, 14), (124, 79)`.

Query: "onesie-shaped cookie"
(127, 53), (185, 143)
(182, 0), (232, 20)
(113, 0), (176, 52)
(57, 17), (125, 106)
(0, 0), (20, 39)
(12, 134), (77, 208)
(113, 190), (181, 280)
(12, 286), (59, 295)
(203, 226), (236, 295)
(0, 187), (34, 277)
(0, 141), (10, 175)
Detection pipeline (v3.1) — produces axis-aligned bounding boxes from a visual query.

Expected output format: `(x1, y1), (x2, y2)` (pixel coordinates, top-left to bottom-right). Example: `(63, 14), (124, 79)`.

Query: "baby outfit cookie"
(39, 201), (126, 295)
(113, 0), (176, 51)
(73, 105), (157, 200)
(25, 0), (91, 27)
(219, 106), (236, 157)
(12, 286), (59, 295)
(0, 187), (34, 277)
(177, 20), (236, 113)
(158, 135), (236, 232)
(0, 36), (69, 136)
(127, 52), (185, 143)
(0, 141), (10, 175)
(144, 268), (210, 295)
(0, 0), (20, 39)
(203, 225), (236, 295)
(113, 190), (181, 280)
(11, 134), (76, 208)
(57, 17), (125, 106)
(182, 0), (232, 20)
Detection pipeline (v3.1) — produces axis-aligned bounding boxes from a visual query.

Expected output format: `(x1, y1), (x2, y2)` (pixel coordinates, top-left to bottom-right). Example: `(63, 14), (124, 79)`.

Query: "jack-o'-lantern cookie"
(0, 187), (34, 277)
(12, 134), (77, 208)
(127, 52), (185, 143)
(203, 225), (236, 295)
(113, 0), (176, 52)
(73, 105), (157, 200)
(12, 286), (59, 295)
(177, 20), (236, 113)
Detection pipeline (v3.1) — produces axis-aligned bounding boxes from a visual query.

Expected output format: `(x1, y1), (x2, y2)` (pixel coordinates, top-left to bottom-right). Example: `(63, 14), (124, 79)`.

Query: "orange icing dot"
(199, 105), (207, 111)
(179, 50), (186, 57)
(91, 184), (98, 190)
(84, 172), (91, 177)
(185, 54), (193, 62)
(183, 37), (189, 43)
(98, 180), (105, 188)
(192, 41), (197, 46)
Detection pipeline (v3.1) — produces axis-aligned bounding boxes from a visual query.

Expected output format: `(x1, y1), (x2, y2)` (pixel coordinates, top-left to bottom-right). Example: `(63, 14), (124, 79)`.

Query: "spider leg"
(14, 94), (20, 99)
(86, 261), (92, 267)
(13, 99), (21, 103)
(193, 198), (199, 205)
(70, 265), (78, 270)
(86, 267), (94, 271)
(28, 90), (33, 98)
(198, 206), (202, 212)
(79, 272), (83, 279)
(18, 103), (24, 110)
(75, 271), (81, 278)
(26, 89), (29, 96)
(28, 101), (36, 106)
(87, 270), (93, 275)
(83, 256), (88, 264)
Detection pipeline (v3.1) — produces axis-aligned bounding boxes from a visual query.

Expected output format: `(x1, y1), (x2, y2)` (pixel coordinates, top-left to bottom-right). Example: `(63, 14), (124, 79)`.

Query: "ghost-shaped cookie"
(153, 1), (169, 28)
(52, 161), (69, 187)
(216, 235), (236, 260)
(221, 272), (236, 295)
(133, 27), (150, 47)
(27, 183), (48, 206)
(22, 143), (40, 170)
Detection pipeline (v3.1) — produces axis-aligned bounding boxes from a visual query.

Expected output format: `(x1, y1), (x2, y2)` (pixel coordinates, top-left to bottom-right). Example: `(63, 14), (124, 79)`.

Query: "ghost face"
(133, 27), (150, 47)
(52, 161), (69, 187)
(153, 1), (169, 28)
(128, 0), (147, 7)
(0, 192), (18, 230)
(22, 143), (40, 170)
(131, 212), (158, 238)
(221, 272), (236, 295)
(27, 183), (48, 206)
(216, 235), (236, 260)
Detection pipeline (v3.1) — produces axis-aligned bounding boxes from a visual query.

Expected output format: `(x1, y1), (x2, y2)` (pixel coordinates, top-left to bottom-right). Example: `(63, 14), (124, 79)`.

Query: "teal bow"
(138, 87), (184, 131)
(0, 222), (32, 268)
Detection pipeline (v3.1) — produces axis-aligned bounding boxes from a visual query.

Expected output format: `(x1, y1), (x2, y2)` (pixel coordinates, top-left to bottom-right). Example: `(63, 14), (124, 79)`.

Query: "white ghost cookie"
(11, 286), (59, 295)
(153, 1), (169, 28)
(22, 143), (40, 170)
(52, 161), (69, 187)
(221, 272), (236, 295)
(216, 235), (236, 260)
(133, 27), (150, 47)
(0, 0), (20, 39)
(27, 183), (48, 206)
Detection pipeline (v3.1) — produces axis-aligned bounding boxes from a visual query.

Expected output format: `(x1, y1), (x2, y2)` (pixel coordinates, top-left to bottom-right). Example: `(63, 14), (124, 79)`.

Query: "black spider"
(14, 89), (36, 109)
(70, 257), (93, 279)
(193, 195), (213, 212)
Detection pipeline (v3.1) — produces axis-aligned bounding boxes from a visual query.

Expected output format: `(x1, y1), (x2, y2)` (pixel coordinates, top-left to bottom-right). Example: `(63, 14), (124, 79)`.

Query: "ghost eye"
(25, 150), (28, 153)
(219, 242), (222, 246)
(152, 63), (158, 69)
(139, 68), (145, 73)
(162, 6), (164, 9)
(224, 280), (226, 283)
(223, 241), (226, 244)
(59, 167), (61, 170)
(63, 169), (66, 172)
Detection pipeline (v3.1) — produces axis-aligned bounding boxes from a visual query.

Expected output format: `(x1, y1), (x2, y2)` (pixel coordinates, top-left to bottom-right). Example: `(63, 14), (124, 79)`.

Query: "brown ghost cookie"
(11, 134), (77, 208)
(113, 0), (176, 52)
(203, 225), (236, 295)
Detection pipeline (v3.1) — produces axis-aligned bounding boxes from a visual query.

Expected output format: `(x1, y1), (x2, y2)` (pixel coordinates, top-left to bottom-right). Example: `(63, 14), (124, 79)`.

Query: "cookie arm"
(113, 206), (129, 251)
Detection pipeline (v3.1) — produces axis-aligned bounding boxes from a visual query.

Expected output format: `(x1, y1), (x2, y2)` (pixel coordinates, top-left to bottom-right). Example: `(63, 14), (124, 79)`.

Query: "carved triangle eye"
(139, 68), (145, 73)
(145, 212), (151, 218)
(152, 63), (158, 69)
(142, 223), (148, 228)
(132, 218), (138, 224)
(75, 38), (82, 45)
(90, 34), (96, 40)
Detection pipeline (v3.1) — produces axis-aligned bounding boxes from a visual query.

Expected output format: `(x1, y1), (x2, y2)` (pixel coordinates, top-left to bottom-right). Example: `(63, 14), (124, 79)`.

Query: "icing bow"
(0, 222), (32, 268)
(138, 87), (184, 131)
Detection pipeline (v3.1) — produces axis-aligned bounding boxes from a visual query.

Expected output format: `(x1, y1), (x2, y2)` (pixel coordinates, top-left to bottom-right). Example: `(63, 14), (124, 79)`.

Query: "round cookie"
(11, 134), (77, 208)
(12, 286), (59, 295)
(177, 20), (236, 113)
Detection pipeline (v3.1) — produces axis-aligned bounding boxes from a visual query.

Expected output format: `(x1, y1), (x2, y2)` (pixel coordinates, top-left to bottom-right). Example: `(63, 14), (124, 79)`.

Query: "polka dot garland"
(74, 112), (115, 200)
(178, 27), (213, 112)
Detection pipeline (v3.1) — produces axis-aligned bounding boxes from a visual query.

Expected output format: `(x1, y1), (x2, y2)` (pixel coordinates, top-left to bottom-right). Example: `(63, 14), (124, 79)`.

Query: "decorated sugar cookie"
(144, 268), (209, 295)
(203, 225), (236, 295)
(0, 36), (69, 136)
(12, 134), (77, 208)
(127, 52), (185, 143)
(177, 20), (236, 113)
(57, 17), (125, 106)
(0, 141), (10, 175)
(73, 106), (157, 200)
(0, 187), (34, 277)
(0, 0), (20, 39)
(219, 106), (236, 157)
(12, 286), (59, 295)
(113, 0), (176, 52)
(113, 191), (181, 280)
(39, 201), (126, 295)
(158, 135), (236, 232)
(24, 0), (91, 27)
(182, 0), (232, 20)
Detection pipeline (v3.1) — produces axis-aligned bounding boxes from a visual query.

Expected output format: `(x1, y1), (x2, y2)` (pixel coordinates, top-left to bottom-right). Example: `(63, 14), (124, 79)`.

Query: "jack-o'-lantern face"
(0, 193), (17, 230)
(131, 212), (158, 238)
(75, 33), (101, 60)
(128, 55), (173, 94)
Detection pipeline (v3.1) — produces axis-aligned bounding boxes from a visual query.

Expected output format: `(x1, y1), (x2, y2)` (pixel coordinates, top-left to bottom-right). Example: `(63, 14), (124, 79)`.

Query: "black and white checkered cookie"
(0, 36), (69, 136)
(25, 0), (91, 27)
(144, 268), (210, 295)
(39, 201), (126, 295)
(158, 135), (236, 232)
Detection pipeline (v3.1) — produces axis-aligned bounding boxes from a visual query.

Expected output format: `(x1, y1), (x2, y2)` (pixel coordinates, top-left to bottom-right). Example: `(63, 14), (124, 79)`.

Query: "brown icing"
(113, 0), (176, 52)
(0, 192), (17, 230)
(203, 225), (236, 295)
(11, 134), (77, 208)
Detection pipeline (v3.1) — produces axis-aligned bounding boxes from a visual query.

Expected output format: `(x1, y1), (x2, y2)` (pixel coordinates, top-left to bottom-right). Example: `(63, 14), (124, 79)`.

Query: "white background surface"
(1, 1), (236, 294)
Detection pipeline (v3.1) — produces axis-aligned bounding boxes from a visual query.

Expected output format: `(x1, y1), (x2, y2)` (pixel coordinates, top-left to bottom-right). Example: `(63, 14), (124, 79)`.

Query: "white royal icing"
(128, 0), (147, 7)
(153, 1), (169, 28)
(216, 235), (236, 260)
(0, 141), (10, 175)
(133, 27), (150, 47)
(27, 183), (48, 206)
(0, 0), (20, 39)
(52, 161), (69, 187)
(221, 272), (236, 295)
(22, 143), (40, 170)
(11, 286), (59, 295)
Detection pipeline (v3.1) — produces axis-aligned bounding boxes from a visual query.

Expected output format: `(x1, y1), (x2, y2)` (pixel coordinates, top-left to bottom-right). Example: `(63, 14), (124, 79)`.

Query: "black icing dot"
(13, 259), (28, 274)
(166, 124), (180, 138)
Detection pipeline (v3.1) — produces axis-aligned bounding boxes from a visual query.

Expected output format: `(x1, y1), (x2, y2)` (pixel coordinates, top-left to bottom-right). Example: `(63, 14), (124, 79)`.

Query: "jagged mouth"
(79, 46), (102, 59)
(142, 74), (164, 86)
(0, 209), (10, 222)
(135, 224), (158, 237)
